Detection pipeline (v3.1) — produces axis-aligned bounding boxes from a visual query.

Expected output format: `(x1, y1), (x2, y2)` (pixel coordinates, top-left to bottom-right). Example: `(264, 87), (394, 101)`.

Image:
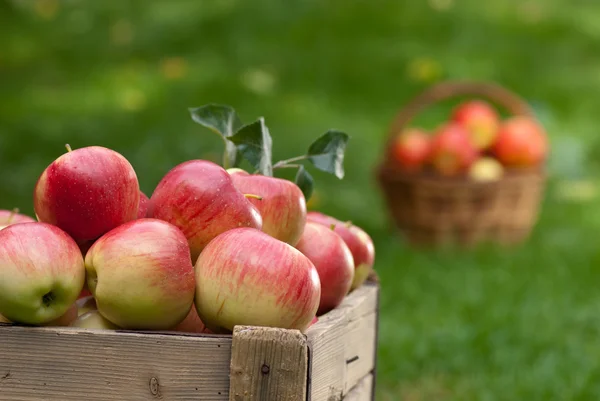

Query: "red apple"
(0, 209), (36, 230)
(295, 222), (354, 315)
(34, 145), (140, 243)
(229, 170), (307, 246)
(451, 100), (500, 150)
(138, 191), (150, 218)
(306, 212), (375, 290)
(0, 222), (85, 325)
(391, 128), (432, 172)
(71, 310), (120, 330)
(429, 123), (479, 176)
(194, 228), (321, 333)
(85, 218), (196, 330)
(493, 116), (548, 167)
(171, 304), (208, 334)
(148, 160), (262, 263)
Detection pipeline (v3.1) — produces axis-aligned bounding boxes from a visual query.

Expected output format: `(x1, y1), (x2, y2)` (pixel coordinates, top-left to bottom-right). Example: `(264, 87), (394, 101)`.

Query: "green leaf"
(294, 165), (314, 201)
(189, 104), (243, 168)
(229, 117), (273, 176)
(306, 130), (349, 179)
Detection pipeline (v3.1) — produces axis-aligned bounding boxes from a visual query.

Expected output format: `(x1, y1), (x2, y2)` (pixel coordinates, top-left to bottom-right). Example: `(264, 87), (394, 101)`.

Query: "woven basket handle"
(384, 80), (536, 157)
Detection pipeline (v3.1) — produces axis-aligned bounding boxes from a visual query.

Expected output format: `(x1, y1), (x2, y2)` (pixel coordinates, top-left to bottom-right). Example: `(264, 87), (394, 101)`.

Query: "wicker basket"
(376, 81), (547, 247)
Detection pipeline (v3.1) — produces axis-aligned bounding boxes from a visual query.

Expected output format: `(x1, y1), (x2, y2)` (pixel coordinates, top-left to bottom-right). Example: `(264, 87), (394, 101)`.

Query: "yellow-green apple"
(194, 228), (321, 333)
(71, 310), (120, 330)
(390, 128), (432, 172)
(429, 123), (479, 176)
(468, 157), (504, 182)
(34, 145), (140, 243)
(228, 169), (307, 246)
(0, 222), (85, 324)
(306, 212), (375, 290)
(76, 295), (97, 316)
(451, 100), (500, 150)
(0, 209), (36, 230)
(295, 222), (354, 315)
(85, 218), (196, 330)
(148, 160), (262, 263)
(171, 304), (208, 333)
(493, 116), (548, 167)
(137, 191), (150, 218)
(42, 303), (79, 327)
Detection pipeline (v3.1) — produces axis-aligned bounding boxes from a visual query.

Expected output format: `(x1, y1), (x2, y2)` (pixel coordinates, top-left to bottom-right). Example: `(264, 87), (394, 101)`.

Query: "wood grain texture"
(229, 326), (308, 401)
(306, 283), (379, 401)
(343, 375), (373, 401)
(0, 325), (231, 401)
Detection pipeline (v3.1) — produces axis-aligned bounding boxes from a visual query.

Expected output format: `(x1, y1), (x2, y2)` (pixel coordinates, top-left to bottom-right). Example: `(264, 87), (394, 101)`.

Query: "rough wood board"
(307, 283), (379, 401)
(229, 326), (308, 401)
(0, 325), (231, 401)
(343, 375), (373, 401)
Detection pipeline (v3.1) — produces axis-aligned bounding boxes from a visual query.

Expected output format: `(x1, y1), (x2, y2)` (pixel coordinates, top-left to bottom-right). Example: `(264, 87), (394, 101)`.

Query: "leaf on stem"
(294, 165), (314, 201)
(306, 130), (349, 179)
(229, 117), (273, 176)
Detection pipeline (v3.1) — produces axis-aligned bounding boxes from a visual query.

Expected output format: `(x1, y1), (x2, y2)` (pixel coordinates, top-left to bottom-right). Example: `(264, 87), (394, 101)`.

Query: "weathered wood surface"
(229, 326), (308, 401)
(0, 326), (232, 401)
(306, 283), (378, 401)
(343, 375), (373, 401)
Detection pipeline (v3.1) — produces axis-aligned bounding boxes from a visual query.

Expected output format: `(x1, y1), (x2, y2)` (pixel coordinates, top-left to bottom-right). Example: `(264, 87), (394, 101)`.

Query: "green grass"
(2, 0), (600, 399)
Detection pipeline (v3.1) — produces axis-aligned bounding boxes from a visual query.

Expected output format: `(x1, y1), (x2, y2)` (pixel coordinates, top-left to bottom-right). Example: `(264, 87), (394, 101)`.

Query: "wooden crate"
(0, 279), (379, 401)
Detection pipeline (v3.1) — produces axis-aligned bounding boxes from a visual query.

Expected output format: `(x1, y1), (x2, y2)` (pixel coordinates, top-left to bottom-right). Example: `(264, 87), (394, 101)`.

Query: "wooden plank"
(306, 283), (379, 401)
(343, 375), (373, 401)
(0, 325), (231, 401)
(229, 326), (308, 401)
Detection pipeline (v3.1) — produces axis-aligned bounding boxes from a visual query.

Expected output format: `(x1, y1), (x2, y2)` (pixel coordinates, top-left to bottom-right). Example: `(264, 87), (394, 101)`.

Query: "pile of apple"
(0, 106), (375, 335)
(390, 100), (549, 181)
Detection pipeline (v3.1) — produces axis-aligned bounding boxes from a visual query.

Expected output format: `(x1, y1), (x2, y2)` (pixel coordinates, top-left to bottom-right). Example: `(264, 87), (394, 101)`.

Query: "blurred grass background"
(2, 0), (600, 399)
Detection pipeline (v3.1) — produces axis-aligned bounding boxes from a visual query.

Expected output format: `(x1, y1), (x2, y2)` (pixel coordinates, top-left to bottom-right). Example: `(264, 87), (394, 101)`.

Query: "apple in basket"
(34, 145), (140, 243)
(0, 222), (85, 325)
(493, 116), (548, 167)
(429, 123), (479, 176)
(295, 221), (355, 315)
(228, 169), (307, 246)
(306, 212), (375, 291)
(148, 160), (263, 263)
(390, 128), (432, 172)
(85, 218), (196, 330)
(451, 100), (500, 150)
(194, 228), (321, 333)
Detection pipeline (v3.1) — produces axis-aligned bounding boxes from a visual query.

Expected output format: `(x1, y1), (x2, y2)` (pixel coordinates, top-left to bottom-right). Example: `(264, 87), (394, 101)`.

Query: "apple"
(148, 160), (262, 263)
(0, 208), (36, 230)
(71, 310), (120, 330)
(0, 313), (9, 323)
(429, 123), (479, 176)
(493, 116), (548, 167)
(43, 303), (78, 327)
(228, 170), (307, 246)
(306, 212), (375, 290)
(34, 145), (140, 243)
(0, 222), (85, 325)
(295, 222), (354, 315)
(451, 100), (500, 150)
(138, 191), (150, 218)
(390, 128), (432, 172)
(171, 304), (208, 334)
(469, 157), (504, 182)
(76, 295), (97, 316)
(85, 218), (196, 330)
(194, 228), (321, 333)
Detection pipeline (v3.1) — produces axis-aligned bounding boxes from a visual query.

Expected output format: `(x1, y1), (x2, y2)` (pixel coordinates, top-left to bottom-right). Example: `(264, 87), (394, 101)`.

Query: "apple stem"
(244, 194), (263, 201)
(330, 223), (336, 231)
(65, 144), (73, 152)
(7, 208), (19, 224)
(345, 220), (353, 229)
